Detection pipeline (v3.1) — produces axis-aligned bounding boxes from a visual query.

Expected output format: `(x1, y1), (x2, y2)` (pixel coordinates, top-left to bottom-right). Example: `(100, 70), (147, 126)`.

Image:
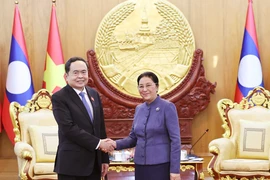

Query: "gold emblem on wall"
(95, 0), (195, 97)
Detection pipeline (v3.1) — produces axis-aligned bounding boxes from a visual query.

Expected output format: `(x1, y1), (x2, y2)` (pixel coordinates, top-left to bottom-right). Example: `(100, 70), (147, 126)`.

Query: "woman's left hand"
(170, 173), (181, 180)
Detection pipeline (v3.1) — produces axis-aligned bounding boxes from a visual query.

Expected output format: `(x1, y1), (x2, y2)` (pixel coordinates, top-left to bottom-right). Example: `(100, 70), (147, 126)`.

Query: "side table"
(181, 160), (204, 180)
(105, 160), (204, 180)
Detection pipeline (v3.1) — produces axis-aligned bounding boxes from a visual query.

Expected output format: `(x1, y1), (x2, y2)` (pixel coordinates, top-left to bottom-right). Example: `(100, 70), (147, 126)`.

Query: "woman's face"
(138, 76), (158, 104)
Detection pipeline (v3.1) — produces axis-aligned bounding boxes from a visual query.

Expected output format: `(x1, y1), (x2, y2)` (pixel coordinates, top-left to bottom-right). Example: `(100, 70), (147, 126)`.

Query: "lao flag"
(234, 0), (264, 103)
(42, 3), (66, 93)
(2, 4), (34, 144)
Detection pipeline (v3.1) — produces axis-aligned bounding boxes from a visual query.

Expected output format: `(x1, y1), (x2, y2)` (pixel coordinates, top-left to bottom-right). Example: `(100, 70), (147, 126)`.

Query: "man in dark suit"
(52, 57), (115, 180)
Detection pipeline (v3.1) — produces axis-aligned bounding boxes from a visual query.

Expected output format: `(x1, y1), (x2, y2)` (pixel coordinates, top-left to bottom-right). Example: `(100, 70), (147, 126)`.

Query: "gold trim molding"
(221, 176), (270, 180)
(180, 165), (195, 172)
(108, 165), (135, 172)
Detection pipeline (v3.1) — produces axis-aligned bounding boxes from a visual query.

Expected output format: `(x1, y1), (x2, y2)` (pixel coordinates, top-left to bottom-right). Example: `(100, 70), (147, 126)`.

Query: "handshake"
(99, 138), (116, 153)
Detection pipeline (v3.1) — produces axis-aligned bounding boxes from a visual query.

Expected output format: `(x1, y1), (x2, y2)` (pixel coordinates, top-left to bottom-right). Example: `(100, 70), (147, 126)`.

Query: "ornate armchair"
(208, 87), (270, 180)
(10, 89), (57, 180)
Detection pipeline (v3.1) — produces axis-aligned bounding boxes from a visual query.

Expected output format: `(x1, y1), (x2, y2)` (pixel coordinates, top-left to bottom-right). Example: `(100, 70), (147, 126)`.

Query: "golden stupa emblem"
(95, 0), (195, 98)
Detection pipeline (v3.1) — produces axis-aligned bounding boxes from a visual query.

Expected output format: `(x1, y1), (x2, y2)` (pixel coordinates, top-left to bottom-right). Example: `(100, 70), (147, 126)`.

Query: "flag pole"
(15, 1), (18, 4)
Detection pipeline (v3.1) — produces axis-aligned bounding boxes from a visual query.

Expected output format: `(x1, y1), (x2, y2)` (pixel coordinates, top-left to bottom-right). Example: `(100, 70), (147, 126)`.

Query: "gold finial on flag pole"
(15, 1), (19, 4)
(52, 0), (56, 4)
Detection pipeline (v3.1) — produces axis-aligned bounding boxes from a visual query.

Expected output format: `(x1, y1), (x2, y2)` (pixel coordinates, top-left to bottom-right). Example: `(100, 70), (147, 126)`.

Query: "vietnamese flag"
(2, 4), (34, 144)
(234, 0), (264, 103)
(42, 2), (66, 93)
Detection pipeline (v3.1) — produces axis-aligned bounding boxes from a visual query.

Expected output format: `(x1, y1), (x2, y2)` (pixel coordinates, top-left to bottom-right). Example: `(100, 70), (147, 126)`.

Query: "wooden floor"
(0, 158), (18, 180)
(0, 158), (213, 180)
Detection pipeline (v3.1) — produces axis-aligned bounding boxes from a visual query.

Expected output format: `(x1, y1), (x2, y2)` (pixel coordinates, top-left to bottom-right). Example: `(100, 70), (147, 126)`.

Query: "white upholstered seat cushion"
(220, 159), (269, 171)
(34, 162), (56, 175)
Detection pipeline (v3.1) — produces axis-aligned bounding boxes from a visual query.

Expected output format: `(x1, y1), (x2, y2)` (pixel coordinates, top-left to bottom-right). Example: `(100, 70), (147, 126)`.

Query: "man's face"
(65, 61), (88, 91)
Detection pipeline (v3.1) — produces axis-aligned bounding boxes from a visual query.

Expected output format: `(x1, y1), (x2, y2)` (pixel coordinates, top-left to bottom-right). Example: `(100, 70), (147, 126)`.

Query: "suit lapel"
(66, 85), (93, 125)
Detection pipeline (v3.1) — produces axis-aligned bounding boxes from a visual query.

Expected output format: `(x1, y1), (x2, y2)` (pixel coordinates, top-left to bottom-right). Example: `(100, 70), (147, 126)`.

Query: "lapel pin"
(156, 107), (160, 111)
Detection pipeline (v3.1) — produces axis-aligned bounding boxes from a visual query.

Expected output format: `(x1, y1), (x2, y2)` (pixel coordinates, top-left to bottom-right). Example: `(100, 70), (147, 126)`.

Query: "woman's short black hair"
(137, 71), (159, 86)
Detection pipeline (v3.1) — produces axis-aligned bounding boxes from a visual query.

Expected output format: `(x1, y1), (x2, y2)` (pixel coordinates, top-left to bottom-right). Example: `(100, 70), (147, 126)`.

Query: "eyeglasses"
(138, 83), (155, 90)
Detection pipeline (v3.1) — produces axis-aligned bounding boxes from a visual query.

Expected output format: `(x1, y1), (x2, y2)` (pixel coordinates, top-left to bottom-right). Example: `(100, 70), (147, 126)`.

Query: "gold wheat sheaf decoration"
(96, 2), (135, 49)
(95, 2), (135, 66)
(155, 1), (194, 65)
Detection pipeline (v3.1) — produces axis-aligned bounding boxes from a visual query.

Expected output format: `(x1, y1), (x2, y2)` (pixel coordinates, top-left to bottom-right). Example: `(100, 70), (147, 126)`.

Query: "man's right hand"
(99, 138), (116, 153)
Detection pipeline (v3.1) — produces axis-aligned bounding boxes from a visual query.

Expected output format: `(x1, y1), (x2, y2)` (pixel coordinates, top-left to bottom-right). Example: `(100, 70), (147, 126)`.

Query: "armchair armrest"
(208, 138), (236, 175)
(209, 138), (236, 160)
(14, 142), (36, 179)
(14, 142), (34, 160)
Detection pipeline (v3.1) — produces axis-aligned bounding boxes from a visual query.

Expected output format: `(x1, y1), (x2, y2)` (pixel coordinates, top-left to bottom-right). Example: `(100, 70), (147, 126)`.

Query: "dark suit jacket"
(52, 84), (109, 176)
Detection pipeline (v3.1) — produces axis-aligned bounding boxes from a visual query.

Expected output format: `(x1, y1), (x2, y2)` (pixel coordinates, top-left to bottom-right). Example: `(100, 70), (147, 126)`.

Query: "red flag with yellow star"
(43, 3), (66, 93)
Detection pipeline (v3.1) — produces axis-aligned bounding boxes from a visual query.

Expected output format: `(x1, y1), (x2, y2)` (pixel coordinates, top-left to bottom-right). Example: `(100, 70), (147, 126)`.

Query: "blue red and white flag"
(2, 4), (34, 144)
(234, 0), (264, 103)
